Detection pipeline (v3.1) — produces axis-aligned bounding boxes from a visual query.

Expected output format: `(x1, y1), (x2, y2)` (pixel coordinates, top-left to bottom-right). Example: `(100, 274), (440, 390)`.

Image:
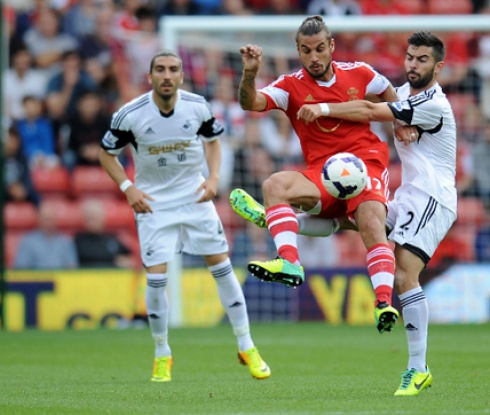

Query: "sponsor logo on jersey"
(304, 94), (315, 101)
(182, 121), (191, 132)
(148, 141), (191, 154)
(145, 127), (155, 134)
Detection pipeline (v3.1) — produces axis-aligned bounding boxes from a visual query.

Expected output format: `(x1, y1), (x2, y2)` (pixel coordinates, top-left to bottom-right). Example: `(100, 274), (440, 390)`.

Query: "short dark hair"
(408, 31), (445, 63)
(295, 15), (332, 45)
(149, 50), (182, 73)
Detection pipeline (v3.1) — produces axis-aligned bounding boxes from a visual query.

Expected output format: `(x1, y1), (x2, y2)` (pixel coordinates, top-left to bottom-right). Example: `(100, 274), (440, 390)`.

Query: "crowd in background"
(3, 0), (490, 269)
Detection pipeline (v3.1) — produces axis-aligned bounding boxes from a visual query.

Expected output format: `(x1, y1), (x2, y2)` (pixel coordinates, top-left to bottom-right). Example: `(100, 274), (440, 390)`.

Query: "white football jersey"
(388, 82), (457, 214)
(101, 90), (224, 211)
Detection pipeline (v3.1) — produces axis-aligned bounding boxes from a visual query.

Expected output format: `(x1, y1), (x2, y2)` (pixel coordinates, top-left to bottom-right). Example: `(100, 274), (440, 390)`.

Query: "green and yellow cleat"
(238, 347), (271, 380)
(151, 356), (172, 382)
(229, 188), (267, 228)
(374, 302), (399, 333)
(394, 367), (433, 397)
(248, 257), (305, 288)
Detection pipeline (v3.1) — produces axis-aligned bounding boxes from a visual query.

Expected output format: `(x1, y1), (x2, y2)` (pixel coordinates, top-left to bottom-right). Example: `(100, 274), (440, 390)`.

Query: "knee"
(262, 173), (284, 196)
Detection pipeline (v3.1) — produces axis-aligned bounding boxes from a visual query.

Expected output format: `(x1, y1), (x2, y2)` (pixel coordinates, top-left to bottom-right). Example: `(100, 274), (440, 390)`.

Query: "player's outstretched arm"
(238, 44), (268, 112)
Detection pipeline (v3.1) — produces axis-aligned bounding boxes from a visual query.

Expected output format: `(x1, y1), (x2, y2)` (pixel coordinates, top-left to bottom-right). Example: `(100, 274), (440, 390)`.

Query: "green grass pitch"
(1, 323), (489, 415)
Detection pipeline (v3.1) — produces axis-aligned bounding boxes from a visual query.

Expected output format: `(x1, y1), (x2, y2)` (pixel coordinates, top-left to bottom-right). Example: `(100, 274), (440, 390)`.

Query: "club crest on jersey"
(347, 87), (359, 101)
(177, 152), (186, 162)
(158, 157), (167, 167)
(102, 131), (117, 148)
(182, 121), (192, 132)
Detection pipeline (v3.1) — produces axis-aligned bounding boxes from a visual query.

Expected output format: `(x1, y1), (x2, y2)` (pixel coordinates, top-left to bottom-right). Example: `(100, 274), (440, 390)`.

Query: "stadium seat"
(447, 93), (476, 124)
(31, 166), (71, 198)
(456, 197), (486, 227)
(42, 199), (83, 231)
(428, 0), (472, 14)
(72, 166), (120, 198)
(336, 231), (367, 267)
(96, 198), (136, 232)
(4, 202), (38, 230)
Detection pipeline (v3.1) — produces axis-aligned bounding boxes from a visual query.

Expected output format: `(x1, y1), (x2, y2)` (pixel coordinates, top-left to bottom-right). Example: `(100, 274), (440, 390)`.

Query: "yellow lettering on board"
(345, 274), (376, 326)
(308, 274), (347, 324)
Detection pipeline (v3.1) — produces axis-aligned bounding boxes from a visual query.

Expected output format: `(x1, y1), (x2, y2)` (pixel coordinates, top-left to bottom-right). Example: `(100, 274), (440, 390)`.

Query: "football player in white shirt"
(99, 51), (270, 382)
(232, 31), (455, 396)
(298, 31), (456, 396)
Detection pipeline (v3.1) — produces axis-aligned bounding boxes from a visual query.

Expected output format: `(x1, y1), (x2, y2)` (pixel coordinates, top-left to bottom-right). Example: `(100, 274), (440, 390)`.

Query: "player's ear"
(330, 38), (335, 53)
(180, 72), (184, 85)
(434, 60), (444, 76)
(147, 73), (152, 85)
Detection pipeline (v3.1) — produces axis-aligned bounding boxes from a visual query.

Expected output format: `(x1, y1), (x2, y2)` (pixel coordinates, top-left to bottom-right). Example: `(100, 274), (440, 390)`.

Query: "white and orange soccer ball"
(321, 152), (368, 200)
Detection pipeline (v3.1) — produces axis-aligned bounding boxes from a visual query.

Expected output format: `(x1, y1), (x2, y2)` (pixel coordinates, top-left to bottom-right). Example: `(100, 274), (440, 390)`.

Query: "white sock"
(209, 258), (254, 351)
(146, 273), (171, 358)
(297, 214), (340, 237)
(399, 286), (428, 373)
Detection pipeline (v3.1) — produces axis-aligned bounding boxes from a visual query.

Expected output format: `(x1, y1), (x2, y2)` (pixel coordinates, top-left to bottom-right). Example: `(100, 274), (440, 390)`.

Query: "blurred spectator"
(15, 95), (60, 169)
(79, 7), (114, 68)
(4, 126), (41, 206)
(475, 206), (490, 262)
(23, 7), (79, 79)
(297, 233), (340, 268)
(436, 32), (478, 97)
(78, 7), (121, 112)
(124, 5), (163, 93)
(360, 0), (416, 14)
(5, 4), (24, 54)
(46, 49), (98, 119)
(231, 220), (276, 269)
(232, 132), (277, 204)
(194, 0), (223, 14)
(258, 110), (303, 166)
(467, 120), (490, 207)
(13, 200), (79, 270)
(456, 134), (475, 197)
(156, 0), (204, 16)
(474, 32), (490, 119)
(64, 91), (111, 169)
(208, 70), (247, 194)
(213, 0), (253, 14)
(62, 0), (111, 40)
(306, 0), (361, 16)
(3, 46), (48, 122)
(74, 199), (134, 268)
(260, 0), (302, 14)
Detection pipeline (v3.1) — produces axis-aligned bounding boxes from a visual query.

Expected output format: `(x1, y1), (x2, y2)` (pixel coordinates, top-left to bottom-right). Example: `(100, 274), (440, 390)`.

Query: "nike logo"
(414, 373), (430, 390)
(260, 364), (269, 372)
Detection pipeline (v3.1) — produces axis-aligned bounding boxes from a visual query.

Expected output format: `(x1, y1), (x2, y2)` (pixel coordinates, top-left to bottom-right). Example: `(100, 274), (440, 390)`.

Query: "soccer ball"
(321, 152), (368, 200)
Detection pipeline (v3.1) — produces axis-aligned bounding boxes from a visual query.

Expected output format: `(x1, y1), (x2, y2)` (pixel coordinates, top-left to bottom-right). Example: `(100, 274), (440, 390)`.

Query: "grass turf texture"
(1, 323), (489, 415)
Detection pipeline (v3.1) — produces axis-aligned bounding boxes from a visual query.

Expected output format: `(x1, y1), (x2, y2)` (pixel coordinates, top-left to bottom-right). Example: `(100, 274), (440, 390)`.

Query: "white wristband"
(119, 179), (133, 193)
(319, 103), (331, 116)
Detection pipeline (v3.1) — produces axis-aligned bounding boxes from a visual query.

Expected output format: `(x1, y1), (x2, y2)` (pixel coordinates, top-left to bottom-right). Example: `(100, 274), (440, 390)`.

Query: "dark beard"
(407, 69), (434, 89)
(306, 63), (330, 80)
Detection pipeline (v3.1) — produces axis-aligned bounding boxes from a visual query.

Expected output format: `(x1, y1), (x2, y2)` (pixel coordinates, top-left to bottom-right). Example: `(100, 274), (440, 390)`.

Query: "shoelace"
(400, 369), (416, 388)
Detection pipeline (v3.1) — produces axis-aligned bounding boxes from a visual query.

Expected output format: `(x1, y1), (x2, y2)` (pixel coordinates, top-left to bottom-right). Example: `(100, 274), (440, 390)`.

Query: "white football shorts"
(136, 201), (229, 267)
(386, 185), (456, 264)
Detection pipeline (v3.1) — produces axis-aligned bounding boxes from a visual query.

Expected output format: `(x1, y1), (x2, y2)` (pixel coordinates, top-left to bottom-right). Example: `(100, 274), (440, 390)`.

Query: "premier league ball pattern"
(321, 152), (368, 200)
